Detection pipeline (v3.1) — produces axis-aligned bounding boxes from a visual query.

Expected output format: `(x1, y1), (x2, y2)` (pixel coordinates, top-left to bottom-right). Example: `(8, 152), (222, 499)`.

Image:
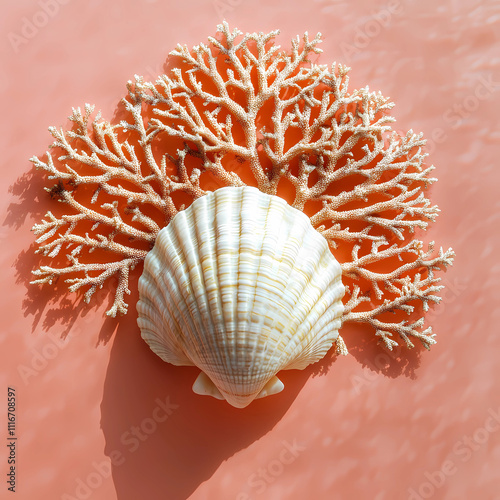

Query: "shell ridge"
(156, 227), (202, 363)
(272, 229), (342, 369)
(253, 195), (307, 384)
(234, 187), (250, 391)
(217, 187), (256, 396)
(263, 210), (318, 367)
(231, 186), (271, 395)
(282, 251), (345, 369)
(155, 215), (210, 366)
(190, 194), (226, 371)
(218, 187), (278, 399)
(242, 188), (281, 395)
(242, 188), (286, 394)
(138, 251), (193, 365)
(232, 187), (252, 388)
(185, 196), (239, 373)
(162, 214), (206, 361)
(211, 187), (243, 390)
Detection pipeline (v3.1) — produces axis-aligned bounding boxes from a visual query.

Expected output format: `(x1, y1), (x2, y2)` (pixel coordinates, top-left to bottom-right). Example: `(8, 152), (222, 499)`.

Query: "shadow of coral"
(4, 96), (134, 343)
(2, 74), (317, 500)
(309, 322), (421, 381)
(4, 56), (188, 340)
(5, 54), (426, 500)
(343, 322), (421, 380)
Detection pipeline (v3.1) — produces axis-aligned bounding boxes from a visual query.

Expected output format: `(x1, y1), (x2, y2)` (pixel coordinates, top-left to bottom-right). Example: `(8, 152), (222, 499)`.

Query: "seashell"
(137, 186), (344, 408)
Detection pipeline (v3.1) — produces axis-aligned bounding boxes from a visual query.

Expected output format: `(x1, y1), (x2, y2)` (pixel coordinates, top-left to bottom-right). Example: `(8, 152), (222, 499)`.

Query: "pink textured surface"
(1, 1), (499, 499)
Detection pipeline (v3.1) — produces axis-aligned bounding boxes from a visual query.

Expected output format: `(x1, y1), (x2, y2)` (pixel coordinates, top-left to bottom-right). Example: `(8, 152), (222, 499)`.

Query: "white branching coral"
(31, 22), (454, 351)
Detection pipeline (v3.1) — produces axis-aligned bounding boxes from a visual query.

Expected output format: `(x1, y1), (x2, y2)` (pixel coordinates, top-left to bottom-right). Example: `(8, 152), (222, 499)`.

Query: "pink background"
(1, 0), (499, 499)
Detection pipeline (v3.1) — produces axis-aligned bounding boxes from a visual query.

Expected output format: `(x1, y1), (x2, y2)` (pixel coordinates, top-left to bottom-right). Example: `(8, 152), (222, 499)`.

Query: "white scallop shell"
(137, 186), (344, 408)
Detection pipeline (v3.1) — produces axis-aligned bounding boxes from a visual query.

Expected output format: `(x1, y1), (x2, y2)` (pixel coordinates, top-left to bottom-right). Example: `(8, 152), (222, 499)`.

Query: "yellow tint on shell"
(137, 186), (344, 408)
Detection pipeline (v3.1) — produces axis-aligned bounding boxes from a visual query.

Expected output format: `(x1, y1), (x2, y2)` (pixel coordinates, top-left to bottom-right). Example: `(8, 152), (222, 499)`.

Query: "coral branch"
(342, 243), (455, 349)
(31, 23), (453, 348)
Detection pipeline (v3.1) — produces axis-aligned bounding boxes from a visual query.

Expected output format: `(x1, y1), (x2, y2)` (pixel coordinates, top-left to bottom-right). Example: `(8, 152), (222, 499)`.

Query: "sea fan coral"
(31, 22), (454, 353)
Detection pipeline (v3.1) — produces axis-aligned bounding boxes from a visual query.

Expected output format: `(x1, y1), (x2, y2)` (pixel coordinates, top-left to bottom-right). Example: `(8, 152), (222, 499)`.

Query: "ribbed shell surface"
(137, 186), (344, 407)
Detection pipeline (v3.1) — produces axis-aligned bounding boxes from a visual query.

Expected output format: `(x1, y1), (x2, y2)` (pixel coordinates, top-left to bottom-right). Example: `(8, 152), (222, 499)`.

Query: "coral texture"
(31, 23), (454, 351)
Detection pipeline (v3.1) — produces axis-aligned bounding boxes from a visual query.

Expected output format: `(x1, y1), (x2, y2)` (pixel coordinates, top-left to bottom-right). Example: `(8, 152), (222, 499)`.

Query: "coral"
(31, 22), (454, 351)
